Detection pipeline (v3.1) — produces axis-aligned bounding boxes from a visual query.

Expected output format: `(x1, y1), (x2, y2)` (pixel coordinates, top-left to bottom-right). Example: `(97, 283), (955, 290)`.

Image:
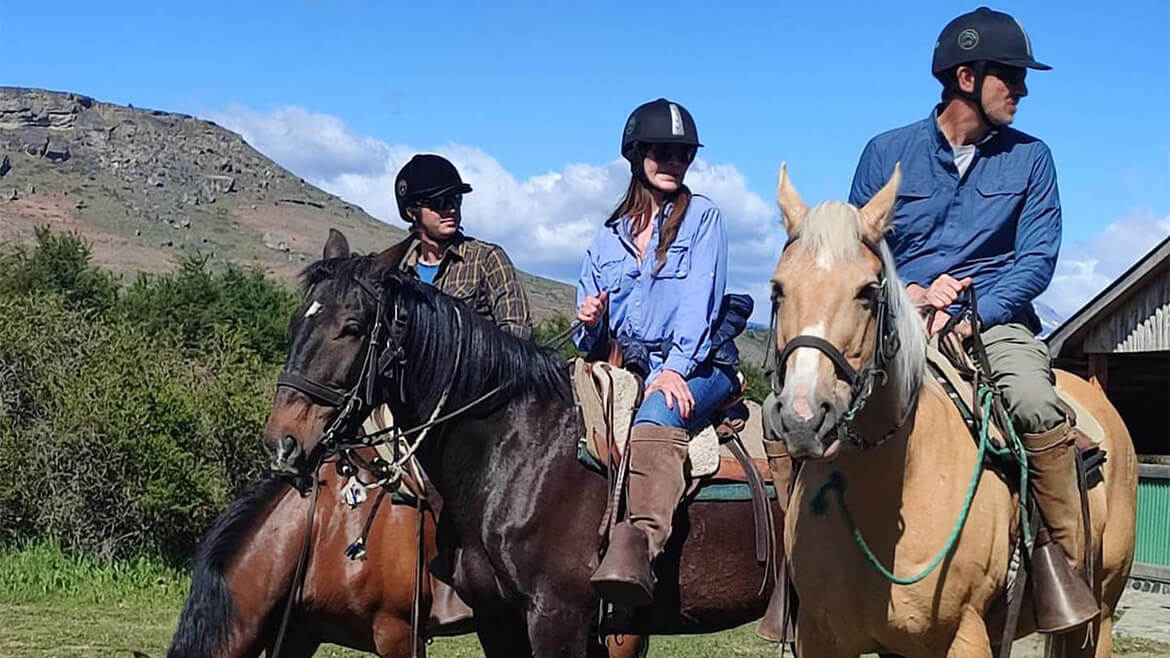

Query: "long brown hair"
(605, 176), (692, 275)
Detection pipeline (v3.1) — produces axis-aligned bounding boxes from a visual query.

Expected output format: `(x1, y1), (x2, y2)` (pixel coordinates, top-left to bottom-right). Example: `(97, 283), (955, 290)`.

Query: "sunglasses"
(416, 193), (463, 214)
(646, 143), (697, 164)
(987, 65), (1027, 86)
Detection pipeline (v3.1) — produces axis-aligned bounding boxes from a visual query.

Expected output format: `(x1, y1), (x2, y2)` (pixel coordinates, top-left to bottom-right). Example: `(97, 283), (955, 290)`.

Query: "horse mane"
(379, 271), (571, 410)
(167, 477), (287, 658)
(299, 253), (570, 410)
(798, 201), (926, 409)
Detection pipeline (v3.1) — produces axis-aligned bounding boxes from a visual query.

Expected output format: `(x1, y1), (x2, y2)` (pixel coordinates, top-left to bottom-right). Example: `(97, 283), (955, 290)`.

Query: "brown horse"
(162, 452), (650, 658)
(261, 230), (784, 657)
(762, 165), (1138, 657)
(164, 456), (439, 658)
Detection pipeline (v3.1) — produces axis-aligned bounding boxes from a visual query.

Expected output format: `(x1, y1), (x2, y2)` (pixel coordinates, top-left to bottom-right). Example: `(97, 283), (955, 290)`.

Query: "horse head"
(762, 163), (925, 460)
(263, 229), (403, 475)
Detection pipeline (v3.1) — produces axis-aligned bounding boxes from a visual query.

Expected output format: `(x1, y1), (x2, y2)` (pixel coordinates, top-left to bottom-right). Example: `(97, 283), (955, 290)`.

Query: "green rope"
(814, 384), (1031, 585)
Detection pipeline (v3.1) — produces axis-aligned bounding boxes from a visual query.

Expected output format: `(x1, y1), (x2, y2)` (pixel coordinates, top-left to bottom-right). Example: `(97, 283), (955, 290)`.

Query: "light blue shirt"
(574, 194), (727, 380)
(415, 261), (439, 285)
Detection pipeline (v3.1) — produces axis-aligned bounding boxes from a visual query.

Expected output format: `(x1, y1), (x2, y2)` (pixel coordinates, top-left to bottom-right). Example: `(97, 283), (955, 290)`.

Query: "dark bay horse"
(164, 459), (440, 658)
(262, 231), (782, 657)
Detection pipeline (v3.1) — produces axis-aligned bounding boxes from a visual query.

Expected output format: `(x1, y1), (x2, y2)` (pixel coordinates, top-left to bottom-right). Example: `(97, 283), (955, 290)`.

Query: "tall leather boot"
(1024, 420), (1099, 632)
(591, 424), (689, 607)
(763, 437), (794, 516)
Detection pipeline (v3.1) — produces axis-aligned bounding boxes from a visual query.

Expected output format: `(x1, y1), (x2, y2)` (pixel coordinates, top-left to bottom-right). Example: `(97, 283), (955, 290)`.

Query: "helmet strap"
(955, 61), (996, 129)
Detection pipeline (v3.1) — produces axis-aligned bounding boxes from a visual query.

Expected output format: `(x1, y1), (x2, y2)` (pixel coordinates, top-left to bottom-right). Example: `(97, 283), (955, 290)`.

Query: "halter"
(769, 236), (902, 450)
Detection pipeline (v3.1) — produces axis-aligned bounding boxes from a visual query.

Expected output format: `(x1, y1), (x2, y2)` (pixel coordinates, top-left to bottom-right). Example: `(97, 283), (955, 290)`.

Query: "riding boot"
(1024, 420), (1099, 632)
(591, 424), (690, 607)
(763, 438), (794, 516)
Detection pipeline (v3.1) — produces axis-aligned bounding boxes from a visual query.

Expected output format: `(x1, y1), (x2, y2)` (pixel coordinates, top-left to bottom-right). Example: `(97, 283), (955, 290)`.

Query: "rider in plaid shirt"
(381, 154), (532, 339)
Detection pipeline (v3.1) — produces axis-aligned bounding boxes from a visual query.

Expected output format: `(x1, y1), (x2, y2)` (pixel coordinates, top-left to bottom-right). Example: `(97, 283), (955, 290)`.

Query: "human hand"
(646, 369), (695, 420)
(576, 290), (608, 329)
(924, 275), (972, 310)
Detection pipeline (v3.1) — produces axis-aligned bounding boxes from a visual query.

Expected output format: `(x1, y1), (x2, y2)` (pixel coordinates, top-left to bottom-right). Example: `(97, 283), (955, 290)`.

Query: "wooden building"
(1047, 236), (1170, 589)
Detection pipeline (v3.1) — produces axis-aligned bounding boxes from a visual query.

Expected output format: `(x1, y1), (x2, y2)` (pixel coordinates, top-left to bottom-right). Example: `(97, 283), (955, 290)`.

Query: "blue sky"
(3, 0), (1167, 319)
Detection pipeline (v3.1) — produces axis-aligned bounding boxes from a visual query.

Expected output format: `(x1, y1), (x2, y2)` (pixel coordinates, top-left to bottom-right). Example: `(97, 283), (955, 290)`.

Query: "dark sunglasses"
(416, 193), (463, 214)
(646, 143), (697, 164)
(987, 65), (1027, 85)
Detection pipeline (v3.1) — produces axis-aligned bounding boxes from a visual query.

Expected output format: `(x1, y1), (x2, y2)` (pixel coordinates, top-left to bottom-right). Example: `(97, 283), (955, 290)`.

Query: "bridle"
(275, 275), (411, 466)
(767, 236), (903, 450)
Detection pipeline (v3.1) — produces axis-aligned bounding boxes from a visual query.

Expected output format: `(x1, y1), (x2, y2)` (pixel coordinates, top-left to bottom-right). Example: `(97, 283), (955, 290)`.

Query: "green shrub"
(0, 227), (119, 314)
(0, 293), (274, 562)
(117, 255), (298, 363)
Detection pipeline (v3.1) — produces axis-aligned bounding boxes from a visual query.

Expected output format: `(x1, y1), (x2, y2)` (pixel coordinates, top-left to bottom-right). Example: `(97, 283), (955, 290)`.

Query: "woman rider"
(575, 98), (737, 607)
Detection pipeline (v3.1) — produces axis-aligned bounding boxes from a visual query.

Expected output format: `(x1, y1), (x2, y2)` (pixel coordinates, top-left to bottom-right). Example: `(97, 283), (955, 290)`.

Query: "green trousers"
(980, 322), (1067, 435)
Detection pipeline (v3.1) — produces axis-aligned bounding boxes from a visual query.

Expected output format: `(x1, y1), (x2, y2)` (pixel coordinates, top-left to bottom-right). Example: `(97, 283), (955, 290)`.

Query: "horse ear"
(776, 163), (808, 235)
(858, 163), (901, 240)
(323, 228), (350, 260)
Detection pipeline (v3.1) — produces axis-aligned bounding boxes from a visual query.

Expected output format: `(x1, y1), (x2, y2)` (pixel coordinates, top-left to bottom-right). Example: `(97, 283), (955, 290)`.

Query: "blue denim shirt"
(849, 107), (1062, 333)
(574, 194), (727, 380)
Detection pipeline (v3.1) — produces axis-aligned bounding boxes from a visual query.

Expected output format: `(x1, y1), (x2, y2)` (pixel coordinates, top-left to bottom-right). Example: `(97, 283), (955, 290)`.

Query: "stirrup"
(1031, 529), (1099, 633)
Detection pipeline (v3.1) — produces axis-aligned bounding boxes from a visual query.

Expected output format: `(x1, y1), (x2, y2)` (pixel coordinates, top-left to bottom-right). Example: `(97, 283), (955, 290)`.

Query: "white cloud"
(1039, 208), (1170, 318)
(210, 105), (785, 321)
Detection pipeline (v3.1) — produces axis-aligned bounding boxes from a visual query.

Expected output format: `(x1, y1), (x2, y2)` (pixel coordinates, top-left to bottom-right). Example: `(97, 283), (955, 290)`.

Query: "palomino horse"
(164, 460), (437, 658)
(262, 230), (784, 657)
(761, 165), (1137, 657)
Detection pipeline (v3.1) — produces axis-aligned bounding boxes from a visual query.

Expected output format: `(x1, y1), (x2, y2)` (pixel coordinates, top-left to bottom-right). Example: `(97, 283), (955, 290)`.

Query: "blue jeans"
(633, 363), (737, 432)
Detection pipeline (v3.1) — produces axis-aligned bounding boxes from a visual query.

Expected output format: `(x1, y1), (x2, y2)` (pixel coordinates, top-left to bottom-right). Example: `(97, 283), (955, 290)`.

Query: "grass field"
(2, 541), (1167, 657)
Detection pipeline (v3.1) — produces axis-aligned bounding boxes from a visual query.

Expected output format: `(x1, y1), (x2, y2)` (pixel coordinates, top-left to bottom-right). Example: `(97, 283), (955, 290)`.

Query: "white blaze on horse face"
(304, 301), (323, 318)
(785, 322), (825, 421)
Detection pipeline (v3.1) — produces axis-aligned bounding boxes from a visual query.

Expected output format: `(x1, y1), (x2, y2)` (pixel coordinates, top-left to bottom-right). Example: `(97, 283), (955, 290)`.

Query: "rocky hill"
(0, 87), (573, 319)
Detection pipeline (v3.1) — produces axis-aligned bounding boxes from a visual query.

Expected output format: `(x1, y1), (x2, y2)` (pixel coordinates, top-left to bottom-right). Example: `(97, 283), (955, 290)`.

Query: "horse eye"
(771, 283), (784, 302)
(339, 322), (362, 337)
(856, 283), (879, 307)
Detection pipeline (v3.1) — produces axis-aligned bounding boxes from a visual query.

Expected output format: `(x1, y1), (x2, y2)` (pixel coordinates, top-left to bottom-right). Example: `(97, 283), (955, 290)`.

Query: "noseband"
(276, 275), (410, 454)
(769, 236), (902, 449)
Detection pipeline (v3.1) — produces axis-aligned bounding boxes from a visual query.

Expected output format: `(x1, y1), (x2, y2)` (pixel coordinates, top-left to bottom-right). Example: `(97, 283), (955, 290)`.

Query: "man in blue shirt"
(850, 7), (1097, 631)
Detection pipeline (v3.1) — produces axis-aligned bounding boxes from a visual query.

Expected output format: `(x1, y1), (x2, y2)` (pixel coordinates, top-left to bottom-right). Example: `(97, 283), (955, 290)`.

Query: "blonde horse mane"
(796, 201), (927, 411)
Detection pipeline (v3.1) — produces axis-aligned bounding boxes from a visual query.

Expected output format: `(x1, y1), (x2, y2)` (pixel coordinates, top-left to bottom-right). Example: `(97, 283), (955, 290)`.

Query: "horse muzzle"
(763, 392), (842, 460)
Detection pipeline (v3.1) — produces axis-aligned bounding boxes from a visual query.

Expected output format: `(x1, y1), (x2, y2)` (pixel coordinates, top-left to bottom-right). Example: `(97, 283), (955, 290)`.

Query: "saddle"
(571, 358), (774, 493)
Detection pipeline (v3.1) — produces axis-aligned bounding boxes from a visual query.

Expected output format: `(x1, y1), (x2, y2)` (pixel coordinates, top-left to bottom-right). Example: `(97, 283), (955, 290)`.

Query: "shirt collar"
(930, 104), (999, 153)
(402, 232), (467, 269)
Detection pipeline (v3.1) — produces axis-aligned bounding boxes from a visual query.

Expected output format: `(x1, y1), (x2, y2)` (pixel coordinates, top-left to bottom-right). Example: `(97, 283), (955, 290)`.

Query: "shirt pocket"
(651, 243), (691, 279)
(891, 176), (937, 241)
(975, 177), (1027, 198)
(598, 257), (628, 293)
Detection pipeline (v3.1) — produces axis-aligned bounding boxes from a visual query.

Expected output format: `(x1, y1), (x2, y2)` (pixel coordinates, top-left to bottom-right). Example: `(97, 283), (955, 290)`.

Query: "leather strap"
(726, 437), (770, 565)
(277, 371), (350, 408)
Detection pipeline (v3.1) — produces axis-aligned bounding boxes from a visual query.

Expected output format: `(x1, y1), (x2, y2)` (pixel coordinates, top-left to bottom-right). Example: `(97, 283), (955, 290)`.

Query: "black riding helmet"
(394, 154), (473, 223)
(932, 7), (1050, 124)
(620, 98), (702, 176)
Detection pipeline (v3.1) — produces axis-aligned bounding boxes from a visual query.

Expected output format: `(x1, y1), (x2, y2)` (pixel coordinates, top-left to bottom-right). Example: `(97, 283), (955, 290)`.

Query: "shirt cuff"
(573, 322), (601, 352)
(663, 352), (698, 379)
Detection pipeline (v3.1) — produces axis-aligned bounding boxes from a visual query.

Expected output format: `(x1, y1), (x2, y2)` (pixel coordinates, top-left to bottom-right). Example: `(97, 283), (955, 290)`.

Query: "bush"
(0, 292), (274, 562)
(533, 314), (582, 361)
(0, 227), (119, 314)
(117, 255), (298, 363)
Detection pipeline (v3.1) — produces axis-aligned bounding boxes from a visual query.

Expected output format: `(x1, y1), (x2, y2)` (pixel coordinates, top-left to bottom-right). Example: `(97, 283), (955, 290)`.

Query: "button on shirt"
(849, 107), (1062, 333)
(574, 195), (727, 380)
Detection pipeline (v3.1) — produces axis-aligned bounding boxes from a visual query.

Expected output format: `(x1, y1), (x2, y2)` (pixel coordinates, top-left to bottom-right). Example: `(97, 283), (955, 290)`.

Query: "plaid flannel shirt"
(395, 233), (533, 339)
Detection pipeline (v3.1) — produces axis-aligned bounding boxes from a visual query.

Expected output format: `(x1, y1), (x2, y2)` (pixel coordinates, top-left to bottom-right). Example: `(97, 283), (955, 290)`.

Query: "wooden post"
(1088, 353), (1108, 393)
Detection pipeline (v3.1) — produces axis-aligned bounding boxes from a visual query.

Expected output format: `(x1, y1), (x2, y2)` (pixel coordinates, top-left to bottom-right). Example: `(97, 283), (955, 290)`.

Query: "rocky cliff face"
(0, 87), (398, 271)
